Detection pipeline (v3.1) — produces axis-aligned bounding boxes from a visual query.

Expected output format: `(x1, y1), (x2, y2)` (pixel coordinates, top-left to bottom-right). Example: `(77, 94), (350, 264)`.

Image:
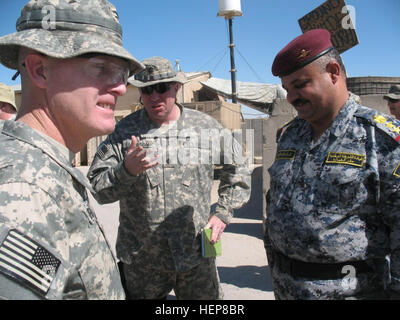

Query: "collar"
(328, 97), (358, 139)
(2, 120), (93, 192)
(141, 103), (186, 130)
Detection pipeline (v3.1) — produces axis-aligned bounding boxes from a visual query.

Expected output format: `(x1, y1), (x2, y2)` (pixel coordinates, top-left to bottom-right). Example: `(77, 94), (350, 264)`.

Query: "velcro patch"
(393, 163), (400, 178)
(0, 229), (61, 296)
(98, 144), (111, 159)
(276, 150), (296, 160)
(325, 152), (365, 167)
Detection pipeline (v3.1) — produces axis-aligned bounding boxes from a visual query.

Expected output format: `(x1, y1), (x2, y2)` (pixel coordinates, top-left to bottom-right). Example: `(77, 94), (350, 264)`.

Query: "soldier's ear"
(23, 54), (48, 89)
(326, 61), (341, 85)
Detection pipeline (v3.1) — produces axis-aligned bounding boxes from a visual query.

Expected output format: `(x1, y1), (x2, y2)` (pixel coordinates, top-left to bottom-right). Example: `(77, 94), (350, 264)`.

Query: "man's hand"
(205, 215), (226, 244)
(124, 136), (158, 176)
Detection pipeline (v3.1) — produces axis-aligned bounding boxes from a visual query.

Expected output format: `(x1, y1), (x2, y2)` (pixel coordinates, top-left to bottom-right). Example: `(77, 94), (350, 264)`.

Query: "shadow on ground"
(218, 265), (273, 292)
(234, 166), (263, 220)
(168, 265), (273, 299)
(212, 165), (264, 221)
(224, 221), (264, 240)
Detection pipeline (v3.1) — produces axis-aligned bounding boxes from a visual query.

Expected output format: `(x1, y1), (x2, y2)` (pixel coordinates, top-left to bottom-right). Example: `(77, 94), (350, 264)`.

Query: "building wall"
(183, 100), (242, 130)
(179, 73), (211, 103)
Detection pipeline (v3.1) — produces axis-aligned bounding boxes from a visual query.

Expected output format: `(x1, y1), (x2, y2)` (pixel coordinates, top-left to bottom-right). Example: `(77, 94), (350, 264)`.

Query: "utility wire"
(195, 46), (228, 73)
(235, 47), (266, 83)
(211, 49), (228, 75)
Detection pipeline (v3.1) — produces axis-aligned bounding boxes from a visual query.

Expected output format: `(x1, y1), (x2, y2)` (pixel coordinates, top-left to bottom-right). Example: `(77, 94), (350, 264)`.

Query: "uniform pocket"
(316, 165), (368, 212)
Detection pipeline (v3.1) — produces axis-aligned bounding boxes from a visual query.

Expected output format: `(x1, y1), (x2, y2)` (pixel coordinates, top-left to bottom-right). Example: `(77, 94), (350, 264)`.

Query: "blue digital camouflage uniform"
(0, 121), (125, 299)
(265, 98), (400, 299)
(88, 104), (251, 299)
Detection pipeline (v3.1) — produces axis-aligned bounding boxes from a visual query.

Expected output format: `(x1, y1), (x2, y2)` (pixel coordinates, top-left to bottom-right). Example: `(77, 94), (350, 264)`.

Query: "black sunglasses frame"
(387, 98), (400, 104)
(140, 82), (173, 95)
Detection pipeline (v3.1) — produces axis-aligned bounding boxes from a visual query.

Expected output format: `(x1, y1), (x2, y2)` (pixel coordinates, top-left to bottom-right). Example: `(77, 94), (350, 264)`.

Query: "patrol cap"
(0, 0), (144, 76)
(0, 82), (17, 111)
(384, 85), (400, 101)
(129, 57), (187, 88)
(271, 29), (334, 77)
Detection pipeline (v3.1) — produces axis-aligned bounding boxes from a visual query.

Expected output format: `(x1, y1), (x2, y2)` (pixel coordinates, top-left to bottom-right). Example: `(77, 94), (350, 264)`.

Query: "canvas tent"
(201, 77), (287, 114)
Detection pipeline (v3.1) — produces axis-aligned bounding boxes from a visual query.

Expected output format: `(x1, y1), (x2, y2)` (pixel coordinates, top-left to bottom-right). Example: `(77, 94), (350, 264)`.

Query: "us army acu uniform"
(88, 58), (251, 299)
(0, 121), (124, 299)
(0, 82), (17, 131)
(0, 0), (143, 299)
(265, 99), (400, 299)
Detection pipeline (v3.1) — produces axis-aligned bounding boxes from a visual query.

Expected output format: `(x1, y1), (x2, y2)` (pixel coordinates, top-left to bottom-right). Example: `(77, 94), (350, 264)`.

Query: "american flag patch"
(0, 229), (61, 296)
(98, 144), (110, 159)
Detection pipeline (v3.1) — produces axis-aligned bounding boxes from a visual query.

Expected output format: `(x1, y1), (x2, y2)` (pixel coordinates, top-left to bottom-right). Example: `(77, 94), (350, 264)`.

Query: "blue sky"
(0, 0), (398, 117)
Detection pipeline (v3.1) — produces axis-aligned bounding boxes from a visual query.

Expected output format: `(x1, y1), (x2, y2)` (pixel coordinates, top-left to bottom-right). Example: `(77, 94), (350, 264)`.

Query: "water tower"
(217, 0), (242, 104)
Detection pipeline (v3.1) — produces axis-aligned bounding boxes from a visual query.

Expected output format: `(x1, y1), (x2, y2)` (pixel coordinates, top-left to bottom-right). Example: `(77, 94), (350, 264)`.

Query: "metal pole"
(228, 18), (238, 104)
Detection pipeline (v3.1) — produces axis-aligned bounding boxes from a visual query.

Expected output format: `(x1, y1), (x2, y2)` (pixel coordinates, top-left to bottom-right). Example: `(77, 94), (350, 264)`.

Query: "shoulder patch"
(97, 143), (112, 160)
(394, 163), (400, 178)
(372, 114), (400, 142)
(276, 118), (296, 142)
(0, 229), (61, 297)
(356, 111), (400, 143)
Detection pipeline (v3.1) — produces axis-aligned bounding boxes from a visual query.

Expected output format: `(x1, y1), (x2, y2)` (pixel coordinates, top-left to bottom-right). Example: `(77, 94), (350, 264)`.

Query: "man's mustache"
(292, 99), (309, 107)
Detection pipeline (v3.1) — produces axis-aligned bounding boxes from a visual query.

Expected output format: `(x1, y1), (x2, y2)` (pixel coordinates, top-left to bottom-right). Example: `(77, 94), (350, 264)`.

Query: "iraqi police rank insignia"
(373, 115), (400, 142)
(0, 229), (61, 296)
(394, 163), (400, 178)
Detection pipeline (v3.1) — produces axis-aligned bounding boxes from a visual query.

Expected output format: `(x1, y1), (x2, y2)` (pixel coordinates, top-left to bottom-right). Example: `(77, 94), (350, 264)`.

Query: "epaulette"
(276, 118), (296, 143)
(355, 109), (400, 144)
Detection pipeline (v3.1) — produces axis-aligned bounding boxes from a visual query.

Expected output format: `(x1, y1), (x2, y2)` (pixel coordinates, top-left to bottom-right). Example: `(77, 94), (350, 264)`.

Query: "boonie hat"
(129, 56), (187, 88)
(384, 85), (400, 101)
(0, 0), (144, 76)
(272, 29), (334, 77)
(0, 82), (17, 111)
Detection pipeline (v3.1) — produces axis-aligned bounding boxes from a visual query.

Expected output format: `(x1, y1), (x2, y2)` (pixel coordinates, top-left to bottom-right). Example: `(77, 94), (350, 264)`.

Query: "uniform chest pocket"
(316, 165), (368, 211)
(268, 159), (294, 191)
(145, 166), (161, 188)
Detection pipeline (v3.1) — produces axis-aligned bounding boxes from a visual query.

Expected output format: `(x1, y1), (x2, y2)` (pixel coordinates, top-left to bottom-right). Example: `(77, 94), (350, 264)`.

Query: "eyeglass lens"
(141, 82), (171, 95)
(84, 57), (129, 86)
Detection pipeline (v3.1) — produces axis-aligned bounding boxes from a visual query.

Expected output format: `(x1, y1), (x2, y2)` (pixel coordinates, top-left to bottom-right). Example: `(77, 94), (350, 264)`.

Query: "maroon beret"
(271, 29), (334, 77)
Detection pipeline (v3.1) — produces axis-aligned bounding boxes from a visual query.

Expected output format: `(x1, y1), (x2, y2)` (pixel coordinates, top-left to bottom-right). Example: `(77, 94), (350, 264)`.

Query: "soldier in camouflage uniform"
(384, 85), (400, 120)
(0, 82), (17, 130)
(0, 0), (144, 299)
(264, 29), (400, 299)
(87, 57), (251, 299)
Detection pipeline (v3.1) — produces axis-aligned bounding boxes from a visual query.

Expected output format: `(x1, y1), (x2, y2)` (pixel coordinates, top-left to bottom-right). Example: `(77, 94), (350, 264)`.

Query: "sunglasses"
(83, 56), (130, 86)
(387, 98), (400, 104)
(140, 82), (172, 95)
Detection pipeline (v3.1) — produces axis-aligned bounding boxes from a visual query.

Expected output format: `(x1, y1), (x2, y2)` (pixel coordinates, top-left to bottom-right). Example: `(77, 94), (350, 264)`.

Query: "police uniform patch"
(0, 229), (61, 296)
(325, 152), (365, 167)
(373, 115), (400, 142)
(276, 150), (296, 160)
(394, 163), (400, 178)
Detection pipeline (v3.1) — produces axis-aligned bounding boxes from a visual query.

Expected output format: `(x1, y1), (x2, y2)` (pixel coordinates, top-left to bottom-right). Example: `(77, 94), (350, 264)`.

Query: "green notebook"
(201, 228), (222, 258)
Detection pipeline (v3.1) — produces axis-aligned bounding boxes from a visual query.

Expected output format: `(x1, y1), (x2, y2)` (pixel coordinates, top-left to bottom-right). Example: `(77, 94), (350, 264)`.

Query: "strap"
(17, 8), (122, 35)
(272, 250), (381, 280)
